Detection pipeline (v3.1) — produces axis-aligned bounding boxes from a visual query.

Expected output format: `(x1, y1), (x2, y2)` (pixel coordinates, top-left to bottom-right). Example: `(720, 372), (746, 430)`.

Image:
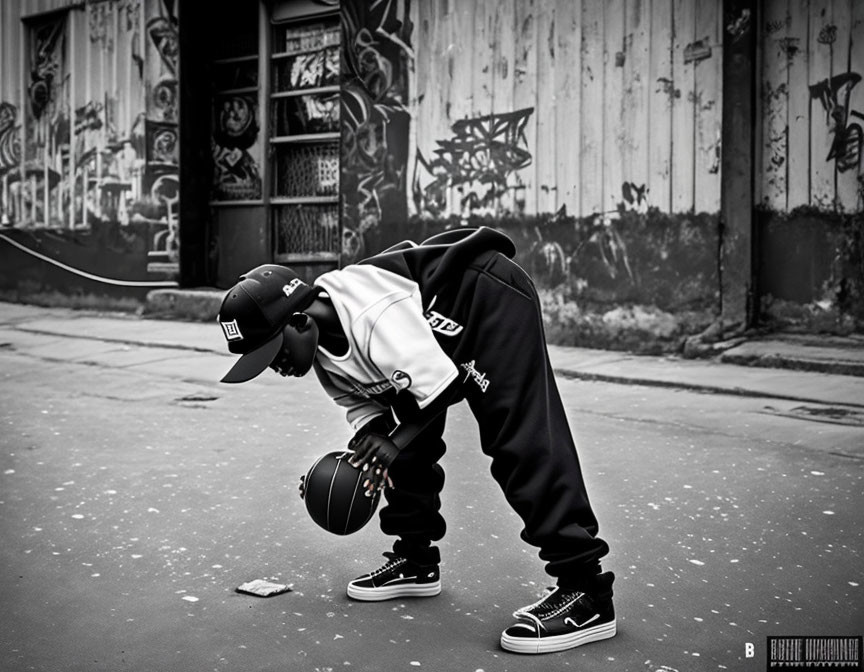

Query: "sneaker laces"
(515, 587), (584, 621)
(369, 553), (407, 578)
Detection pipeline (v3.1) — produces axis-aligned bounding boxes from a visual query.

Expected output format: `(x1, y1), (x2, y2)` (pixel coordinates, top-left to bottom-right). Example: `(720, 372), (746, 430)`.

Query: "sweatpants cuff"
(557, 570), (615, 598)
(393, 538), (441, 566)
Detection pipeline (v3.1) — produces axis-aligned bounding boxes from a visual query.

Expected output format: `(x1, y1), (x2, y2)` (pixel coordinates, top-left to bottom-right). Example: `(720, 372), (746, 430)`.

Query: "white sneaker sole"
(500, 618), (617, 654)
(346, 580), (441, 601)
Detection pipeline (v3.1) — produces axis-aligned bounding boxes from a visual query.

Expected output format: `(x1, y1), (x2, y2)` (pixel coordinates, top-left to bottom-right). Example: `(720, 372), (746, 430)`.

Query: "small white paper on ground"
(235, 579), (292, 597)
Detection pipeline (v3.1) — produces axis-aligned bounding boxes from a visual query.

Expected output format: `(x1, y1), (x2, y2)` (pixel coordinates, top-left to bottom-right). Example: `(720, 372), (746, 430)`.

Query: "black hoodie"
(359, 226), (517, 307)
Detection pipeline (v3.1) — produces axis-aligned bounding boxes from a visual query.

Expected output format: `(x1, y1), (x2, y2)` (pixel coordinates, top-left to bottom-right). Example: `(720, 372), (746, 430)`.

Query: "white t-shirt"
(312, 264), (459, 431)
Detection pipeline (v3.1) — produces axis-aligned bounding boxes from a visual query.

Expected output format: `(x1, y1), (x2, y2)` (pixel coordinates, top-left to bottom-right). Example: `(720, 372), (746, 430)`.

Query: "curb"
(3, 298), (863, 409)
(553, 367), (864, 409)
(140, 289), (864, 382)
(718, 351), (864, 378)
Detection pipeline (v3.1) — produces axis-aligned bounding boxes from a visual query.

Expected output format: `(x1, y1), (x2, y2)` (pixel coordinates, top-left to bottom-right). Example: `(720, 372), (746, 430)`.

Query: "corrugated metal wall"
(1, 0), (178, 229)
(760, 0), (863, 213)
(1, 0), (84, 224)
(0, 0), (82, 99)
(409, 0), (724, 219)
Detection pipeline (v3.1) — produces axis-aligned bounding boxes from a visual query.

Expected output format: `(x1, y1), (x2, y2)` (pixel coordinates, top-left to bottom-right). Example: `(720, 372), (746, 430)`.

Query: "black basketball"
(303, 451), (381, 535)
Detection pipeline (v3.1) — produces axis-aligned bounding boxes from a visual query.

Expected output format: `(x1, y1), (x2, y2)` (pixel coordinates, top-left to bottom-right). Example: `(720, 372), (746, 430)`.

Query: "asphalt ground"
(0, 302), (862, 672)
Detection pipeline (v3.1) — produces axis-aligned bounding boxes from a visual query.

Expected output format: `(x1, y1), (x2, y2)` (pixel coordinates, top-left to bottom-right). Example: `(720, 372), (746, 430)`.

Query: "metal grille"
(274, 143), (339, 197)
(273, 46), (339, 91)
(273, 203), (340, 260)
(272, 93), (340, 136)
(277, 22), (340, 55)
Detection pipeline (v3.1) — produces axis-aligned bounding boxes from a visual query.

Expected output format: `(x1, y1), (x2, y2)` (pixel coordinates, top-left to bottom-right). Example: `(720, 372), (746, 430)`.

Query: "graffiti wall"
(758, 0), (864, 330)
(760, 0), (864, 213)
(209, 3), (263, 203)
(406, 0), (862, 334)
(393, 0), (727, 349)
(211, 93), (262, 201)
(340, 0), (413, 260)
(409, 0), (723, 220)
(413, 106), (535, 217)
(0, 0), (179, 285)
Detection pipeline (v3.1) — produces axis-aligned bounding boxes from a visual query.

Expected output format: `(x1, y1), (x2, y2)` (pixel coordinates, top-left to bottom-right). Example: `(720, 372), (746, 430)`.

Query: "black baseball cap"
(218, 265), (321, 383)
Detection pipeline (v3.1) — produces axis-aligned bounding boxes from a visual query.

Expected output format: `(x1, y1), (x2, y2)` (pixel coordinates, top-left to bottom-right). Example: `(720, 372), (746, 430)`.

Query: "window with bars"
(270, 16), (341, 264)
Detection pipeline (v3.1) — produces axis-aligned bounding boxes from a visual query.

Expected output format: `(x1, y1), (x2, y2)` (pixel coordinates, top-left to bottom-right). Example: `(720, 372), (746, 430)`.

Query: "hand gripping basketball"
(302, 452), (381, 535)
(347, 433), (398, 496)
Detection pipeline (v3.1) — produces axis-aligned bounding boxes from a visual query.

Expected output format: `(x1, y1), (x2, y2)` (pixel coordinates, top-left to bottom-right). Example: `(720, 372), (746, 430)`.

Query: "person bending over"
(217, 226), (615, 655)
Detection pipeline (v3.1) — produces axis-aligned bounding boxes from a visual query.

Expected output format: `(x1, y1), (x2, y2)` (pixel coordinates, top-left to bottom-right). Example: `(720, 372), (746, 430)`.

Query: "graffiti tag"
(0, 103), (21, 172)
(341, 0), (413, 251)
(413, 107), (535, 217)
(289, 49), (339, 90)
(809, 72), (863, 173)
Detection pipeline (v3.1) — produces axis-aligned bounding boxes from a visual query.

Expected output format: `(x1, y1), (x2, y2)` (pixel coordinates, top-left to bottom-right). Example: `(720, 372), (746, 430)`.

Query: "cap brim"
(220, 331), (284, 383)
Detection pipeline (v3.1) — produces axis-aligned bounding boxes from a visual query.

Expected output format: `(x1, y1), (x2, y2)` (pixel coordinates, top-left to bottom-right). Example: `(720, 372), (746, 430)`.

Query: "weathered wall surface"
(408, 0), (724, 220)
(2, 0), (860, 342)
(758, 0), (863, 332)
(340, 0), (413, 258)
(760, 0), (863, 213)
(0, 0), (180, 305)
(373, 0), (726, 351)
(390, 0), (863, 343)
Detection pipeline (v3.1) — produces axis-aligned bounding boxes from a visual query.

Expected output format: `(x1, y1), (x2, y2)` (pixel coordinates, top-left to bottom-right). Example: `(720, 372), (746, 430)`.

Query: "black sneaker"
(500, 586), (617, 654)
(346, 553), (441, 601)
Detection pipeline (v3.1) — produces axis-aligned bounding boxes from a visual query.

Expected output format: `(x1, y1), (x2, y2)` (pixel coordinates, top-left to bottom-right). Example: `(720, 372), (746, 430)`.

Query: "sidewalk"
(3, 300), (863, 410)
(143, 288), (864, 375)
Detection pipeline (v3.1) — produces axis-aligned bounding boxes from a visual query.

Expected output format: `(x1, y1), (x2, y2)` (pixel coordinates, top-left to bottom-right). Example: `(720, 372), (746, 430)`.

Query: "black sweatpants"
(379, 252), (611, 592)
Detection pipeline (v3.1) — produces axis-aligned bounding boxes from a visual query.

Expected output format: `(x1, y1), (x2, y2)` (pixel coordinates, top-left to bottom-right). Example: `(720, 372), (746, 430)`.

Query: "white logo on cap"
(221, 319), (243, 341)
(282, 278), (303, 298)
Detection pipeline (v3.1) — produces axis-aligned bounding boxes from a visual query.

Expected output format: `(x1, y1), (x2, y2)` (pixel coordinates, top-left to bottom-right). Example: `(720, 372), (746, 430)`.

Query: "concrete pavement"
(4, 300), (864, 413)
(141, 288), (864, 378)
(2, 300), (863, 672)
